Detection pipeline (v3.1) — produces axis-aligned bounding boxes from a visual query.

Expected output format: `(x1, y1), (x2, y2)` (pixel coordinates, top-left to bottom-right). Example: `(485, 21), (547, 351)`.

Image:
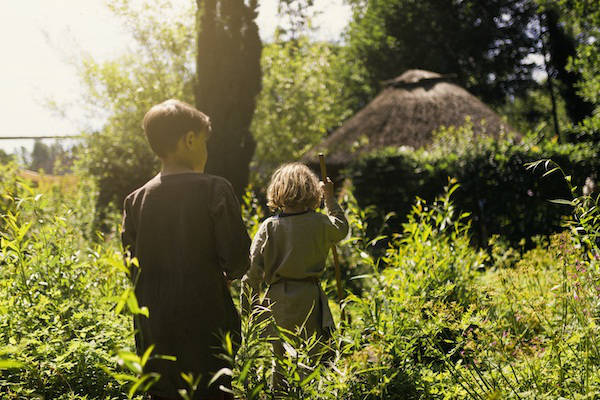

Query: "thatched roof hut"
(303, 69), (515, 167)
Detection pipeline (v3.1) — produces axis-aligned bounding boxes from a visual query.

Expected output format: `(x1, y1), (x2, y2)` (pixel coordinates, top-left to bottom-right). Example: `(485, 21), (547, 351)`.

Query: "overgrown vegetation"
(251, 36), (352, 183)
(347, 122), (599, 246)
(0, 164), (131, 399)
(2, 157), (599, 399)
(50, 0), (599, 212)
(73, 0), (196, 209)
(2, 0), (599, 398)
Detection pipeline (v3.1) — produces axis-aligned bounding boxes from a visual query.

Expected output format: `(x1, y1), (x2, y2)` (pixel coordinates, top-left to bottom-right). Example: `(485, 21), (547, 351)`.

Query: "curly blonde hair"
(267, 163), (321, 212)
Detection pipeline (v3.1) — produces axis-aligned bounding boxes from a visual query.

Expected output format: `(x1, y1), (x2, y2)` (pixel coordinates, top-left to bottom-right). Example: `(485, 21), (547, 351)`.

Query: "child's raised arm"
(320, 178), (349, 243)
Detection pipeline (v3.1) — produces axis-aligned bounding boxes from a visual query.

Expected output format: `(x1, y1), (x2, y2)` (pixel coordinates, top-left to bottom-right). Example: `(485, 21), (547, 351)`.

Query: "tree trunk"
(196, 0), (262, 197)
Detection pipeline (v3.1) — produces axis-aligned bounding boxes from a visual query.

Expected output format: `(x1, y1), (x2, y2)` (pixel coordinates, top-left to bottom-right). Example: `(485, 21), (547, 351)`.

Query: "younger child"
(121, 99), (250, 400)
(241, 163), (349, 388)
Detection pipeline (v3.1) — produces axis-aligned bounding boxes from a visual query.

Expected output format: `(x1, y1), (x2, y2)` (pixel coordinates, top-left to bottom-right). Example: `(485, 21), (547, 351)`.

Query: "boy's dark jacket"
(121, 172), (250, 398)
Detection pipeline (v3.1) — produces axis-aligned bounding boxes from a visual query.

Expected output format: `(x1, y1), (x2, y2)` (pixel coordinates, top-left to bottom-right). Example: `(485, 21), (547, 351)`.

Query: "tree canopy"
(75, 0), (196, 209)
(343, 0), (541, 106)
(250, 37), (352, 181)
(550, 0), (600, 140)
(66, 0), (600, 212)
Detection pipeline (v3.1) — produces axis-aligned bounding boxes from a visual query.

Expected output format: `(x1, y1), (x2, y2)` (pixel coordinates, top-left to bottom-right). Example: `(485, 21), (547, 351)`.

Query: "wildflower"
(502, 330), (508, 338)
(574, 292), (579, 301)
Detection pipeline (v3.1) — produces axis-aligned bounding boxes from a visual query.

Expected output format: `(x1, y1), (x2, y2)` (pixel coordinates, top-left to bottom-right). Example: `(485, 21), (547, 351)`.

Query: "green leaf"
(349, 274), (372, 280)
(114, 288), (130, 315)
(300, 365), (321, 386)
(0, 359), (24, 369)
(549, 199), (575, 206)
(208, 368), (232, 387)
(156, 354), (177, 361)
(112, 373), (139, 383)
(542, 167), (560, 177)
(128, 374), (159, 399)
(107, 255), (131, 276)
(141, 344), (155, 366)
(238, 360), (253, 382)
(249, 383), (264, 399)
(180, 372), (195, 387)
(223, 332), (233, 356)
(126, 290), (149, 317)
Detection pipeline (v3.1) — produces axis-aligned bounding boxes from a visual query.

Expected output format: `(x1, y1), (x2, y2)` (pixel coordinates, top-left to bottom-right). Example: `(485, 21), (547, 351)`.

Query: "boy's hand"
(320, 177), (335, 203)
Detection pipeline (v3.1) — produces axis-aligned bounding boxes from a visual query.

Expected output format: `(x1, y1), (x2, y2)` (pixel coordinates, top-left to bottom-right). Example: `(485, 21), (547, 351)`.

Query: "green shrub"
(73, 0), (196, 213)
(0, 167), (136, 399)
(346, 124), (599, 246)
(226, 181), (487, 400)
(4, 153), (600, 399)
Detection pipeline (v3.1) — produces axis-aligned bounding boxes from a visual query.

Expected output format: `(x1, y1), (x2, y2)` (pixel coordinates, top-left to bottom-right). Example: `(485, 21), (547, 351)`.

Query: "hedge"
(345, 135), (599, 246)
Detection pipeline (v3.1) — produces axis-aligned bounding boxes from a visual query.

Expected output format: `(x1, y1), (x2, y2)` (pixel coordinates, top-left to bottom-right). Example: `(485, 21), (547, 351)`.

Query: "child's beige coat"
(242, 203), (348, 335)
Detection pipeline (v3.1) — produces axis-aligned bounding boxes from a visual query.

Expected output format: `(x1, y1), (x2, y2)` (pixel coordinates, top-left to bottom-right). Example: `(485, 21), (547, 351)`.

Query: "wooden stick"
(318, 153), (346, 322)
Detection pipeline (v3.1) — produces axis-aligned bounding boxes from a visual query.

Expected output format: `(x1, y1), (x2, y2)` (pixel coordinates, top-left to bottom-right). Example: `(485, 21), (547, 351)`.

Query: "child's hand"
(320, 177), (335, 202)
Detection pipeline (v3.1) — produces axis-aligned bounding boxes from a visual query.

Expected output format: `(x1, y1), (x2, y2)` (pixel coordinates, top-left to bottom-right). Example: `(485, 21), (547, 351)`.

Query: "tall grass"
(0, 163), (133, 399)
(1, 161), (599, 399)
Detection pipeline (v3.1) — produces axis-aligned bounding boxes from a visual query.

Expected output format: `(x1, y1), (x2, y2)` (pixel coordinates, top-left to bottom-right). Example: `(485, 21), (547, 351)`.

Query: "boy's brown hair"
(142, 99), (211, 158)
(267, 163), (321, 211)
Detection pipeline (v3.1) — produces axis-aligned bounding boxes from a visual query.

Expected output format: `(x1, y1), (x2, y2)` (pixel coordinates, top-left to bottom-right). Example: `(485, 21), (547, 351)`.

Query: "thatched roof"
(303, 69), (516, 166)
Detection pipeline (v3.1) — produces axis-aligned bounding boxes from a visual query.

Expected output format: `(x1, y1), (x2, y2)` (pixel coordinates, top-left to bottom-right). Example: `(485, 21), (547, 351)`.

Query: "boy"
(121, 99), (250, 400)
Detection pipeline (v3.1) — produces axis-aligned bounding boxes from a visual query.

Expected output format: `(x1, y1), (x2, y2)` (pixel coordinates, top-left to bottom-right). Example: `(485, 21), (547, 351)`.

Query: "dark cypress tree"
(196, 0), (262, 197)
